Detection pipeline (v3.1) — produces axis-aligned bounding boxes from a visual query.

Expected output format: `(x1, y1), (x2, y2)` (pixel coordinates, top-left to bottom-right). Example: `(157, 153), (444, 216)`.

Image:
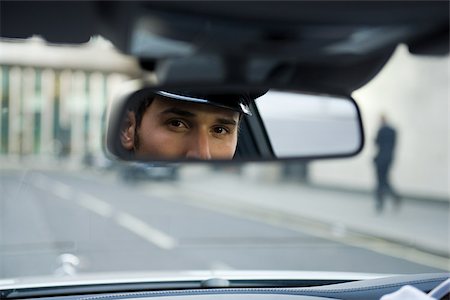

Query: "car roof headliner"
(1, 1), (448, 93)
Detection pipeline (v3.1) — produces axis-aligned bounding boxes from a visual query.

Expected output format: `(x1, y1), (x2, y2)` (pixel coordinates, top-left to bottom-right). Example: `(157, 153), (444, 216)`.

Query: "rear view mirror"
(256, 91), (363, 158)
(106, 81), (364, 161)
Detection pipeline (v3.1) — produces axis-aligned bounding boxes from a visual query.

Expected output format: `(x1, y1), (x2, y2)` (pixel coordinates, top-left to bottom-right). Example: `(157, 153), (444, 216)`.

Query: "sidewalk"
(177, 169), (449, 259)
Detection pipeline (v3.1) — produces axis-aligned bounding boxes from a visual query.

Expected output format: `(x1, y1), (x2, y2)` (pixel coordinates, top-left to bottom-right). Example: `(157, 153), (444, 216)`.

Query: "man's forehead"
(153, 95), (240, 118)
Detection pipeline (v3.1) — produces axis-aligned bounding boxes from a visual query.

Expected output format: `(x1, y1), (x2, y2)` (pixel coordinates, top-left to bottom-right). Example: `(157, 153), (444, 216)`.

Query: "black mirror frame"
(105, 81), (365, 163)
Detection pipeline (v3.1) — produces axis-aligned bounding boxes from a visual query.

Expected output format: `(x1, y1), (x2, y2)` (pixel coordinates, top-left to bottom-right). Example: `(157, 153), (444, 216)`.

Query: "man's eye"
(170, 120), (183, 127)
(169, 120), (184, 127)
(167, 119), (188, 130)
(212, 126), (229, 135)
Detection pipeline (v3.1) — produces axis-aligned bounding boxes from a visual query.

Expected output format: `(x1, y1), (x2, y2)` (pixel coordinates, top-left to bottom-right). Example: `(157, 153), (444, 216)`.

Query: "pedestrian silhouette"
(374, 115), (401, 213)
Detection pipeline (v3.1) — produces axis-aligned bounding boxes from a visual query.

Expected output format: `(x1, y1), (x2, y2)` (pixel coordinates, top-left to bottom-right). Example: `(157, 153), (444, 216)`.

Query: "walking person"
(373, 115), (401, 213)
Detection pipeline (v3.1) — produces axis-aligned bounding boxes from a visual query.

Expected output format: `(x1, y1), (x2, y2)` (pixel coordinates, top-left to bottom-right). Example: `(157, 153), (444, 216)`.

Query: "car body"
(0, 1), (448, 300)
(119, 162), (179, 182)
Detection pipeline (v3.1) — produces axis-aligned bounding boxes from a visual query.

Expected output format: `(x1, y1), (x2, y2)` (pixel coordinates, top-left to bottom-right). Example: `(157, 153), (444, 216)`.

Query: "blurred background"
(0, 37), (137, 167)
(1, 38), (447, 200)
(0, 37), (448, 278)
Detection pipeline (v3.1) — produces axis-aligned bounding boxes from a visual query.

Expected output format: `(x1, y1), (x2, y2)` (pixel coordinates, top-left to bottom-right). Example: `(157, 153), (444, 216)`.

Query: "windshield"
(0, 38), (448, 283)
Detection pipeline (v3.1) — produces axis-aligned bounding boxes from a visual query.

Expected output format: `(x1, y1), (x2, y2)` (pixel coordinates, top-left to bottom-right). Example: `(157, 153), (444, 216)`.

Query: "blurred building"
(0, 37), (140, 164)
(311, 45), (449, 200)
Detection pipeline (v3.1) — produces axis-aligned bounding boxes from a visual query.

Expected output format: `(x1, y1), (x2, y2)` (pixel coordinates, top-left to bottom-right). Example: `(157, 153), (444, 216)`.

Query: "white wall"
(310, 45), (449, 199)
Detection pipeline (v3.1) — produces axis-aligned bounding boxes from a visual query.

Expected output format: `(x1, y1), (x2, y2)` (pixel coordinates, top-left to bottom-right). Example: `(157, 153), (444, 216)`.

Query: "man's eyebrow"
(160, 107), (196, 117)
(217, 118), (238, 126)
(161, 107), (238, 125)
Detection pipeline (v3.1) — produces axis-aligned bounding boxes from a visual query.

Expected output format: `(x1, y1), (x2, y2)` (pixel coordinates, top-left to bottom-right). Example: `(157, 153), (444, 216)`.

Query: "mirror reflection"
(118, 90), (260, 160)
(256, 91), (362, 157)
(110, 87), (362, 161)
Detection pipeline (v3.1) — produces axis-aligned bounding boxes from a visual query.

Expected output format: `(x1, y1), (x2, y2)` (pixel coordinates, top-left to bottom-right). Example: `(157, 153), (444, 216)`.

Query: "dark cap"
(155, 90), (267, 116)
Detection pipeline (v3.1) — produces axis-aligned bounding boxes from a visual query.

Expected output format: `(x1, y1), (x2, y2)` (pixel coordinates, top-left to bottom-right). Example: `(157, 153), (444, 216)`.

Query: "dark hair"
(132, 96), (154, 128)
(123, 95), (155, 151)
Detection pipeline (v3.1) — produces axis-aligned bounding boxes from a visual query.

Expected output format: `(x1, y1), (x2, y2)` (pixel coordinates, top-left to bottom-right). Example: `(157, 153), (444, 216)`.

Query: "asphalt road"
(0, 168), (445, 279)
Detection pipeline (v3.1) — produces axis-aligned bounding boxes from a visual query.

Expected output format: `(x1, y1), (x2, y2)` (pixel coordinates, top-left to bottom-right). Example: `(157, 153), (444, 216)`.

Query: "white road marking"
(210, 261), (234, 271)
(30, 173), (177, 250)
(169, 188), (450, 271)
(0, 279), (16, 285)
(78, 194), (113, 218)
(115, 212), (177, 250)
(362, 238), (450, 271)
(52, 181), (73, 201)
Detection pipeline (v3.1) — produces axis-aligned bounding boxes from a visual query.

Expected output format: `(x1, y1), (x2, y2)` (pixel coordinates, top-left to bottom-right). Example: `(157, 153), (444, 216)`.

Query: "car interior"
(0, 1), (448, 300)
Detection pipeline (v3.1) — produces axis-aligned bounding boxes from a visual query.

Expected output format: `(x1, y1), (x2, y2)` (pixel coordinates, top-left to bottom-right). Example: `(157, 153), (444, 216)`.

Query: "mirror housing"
(106, 81), (364, 162)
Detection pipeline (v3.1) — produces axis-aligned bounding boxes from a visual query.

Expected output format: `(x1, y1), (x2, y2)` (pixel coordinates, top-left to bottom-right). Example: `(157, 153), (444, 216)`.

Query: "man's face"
(122, 96), (240, 160)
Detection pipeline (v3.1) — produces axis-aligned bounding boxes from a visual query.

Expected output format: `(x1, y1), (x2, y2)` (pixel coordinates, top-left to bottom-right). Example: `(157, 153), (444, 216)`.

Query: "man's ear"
(120, 111), (136, 151)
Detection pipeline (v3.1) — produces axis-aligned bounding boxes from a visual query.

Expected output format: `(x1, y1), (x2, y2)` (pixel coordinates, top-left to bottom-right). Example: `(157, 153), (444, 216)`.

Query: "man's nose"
(185, 130), (212, 160)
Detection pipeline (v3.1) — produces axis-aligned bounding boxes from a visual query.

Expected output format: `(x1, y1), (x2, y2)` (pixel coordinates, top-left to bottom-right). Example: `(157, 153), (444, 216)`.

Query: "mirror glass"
(256, 91), (362, 158)
(106, 85), (363, 161)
